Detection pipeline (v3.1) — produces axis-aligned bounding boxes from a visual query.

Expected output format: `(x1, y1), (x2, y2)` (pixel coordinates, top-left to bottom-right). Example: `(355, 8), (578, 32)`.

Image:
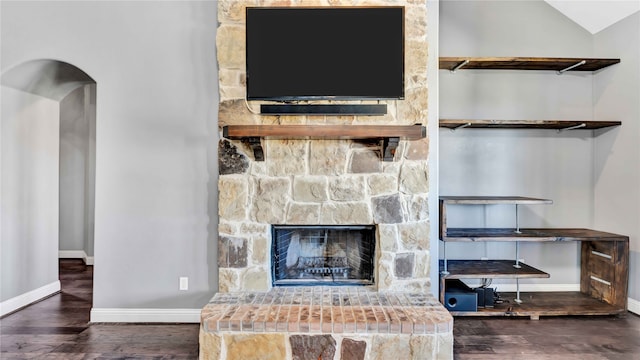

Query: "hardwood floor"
(1, 259), (199, 359)
(2, 259), (639, 359)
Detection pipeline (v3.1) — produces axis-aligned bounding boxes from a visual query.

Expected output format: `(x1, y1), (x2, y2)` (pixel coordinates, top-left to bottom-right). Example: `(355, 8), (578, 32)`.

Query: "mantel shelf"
(440, 119), (621, 131)
(222, 124), (426, 161)
(439, 57), (620, 72)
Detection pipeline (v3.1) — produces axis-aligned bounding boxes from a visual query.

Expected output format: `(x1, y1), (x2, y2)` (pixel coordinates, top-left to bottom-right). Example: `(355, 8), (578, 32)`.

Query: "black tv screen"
(246, 7), (405, 101)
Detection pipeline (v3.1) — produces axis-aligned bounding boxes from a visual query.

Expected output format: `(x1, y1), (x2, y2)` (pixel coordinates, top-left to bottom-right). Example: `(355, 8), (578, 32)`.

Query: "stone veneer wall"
(216, 0), (430, 293)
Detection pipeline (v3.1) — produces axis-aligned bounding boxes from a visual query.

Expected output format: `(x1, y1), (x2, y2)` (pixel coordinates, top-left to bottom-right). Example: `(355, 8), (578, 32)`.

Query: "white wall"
(439, 0), (598, 287)
(1, 87), (60, 303)
(593, 12), (640, 308)
(1, 1), (219, 315)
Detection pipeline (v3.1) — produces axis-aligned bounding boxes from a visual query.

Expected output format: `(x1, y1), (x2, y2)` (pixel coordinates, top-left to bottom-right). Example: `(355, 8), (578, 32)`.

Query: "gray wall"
(593, 12), (640, 304)
(1, 87), (60, 303)
(59, 84), (96, 257)
(1, 1), (219, 310)
(439, 0), (607, 288)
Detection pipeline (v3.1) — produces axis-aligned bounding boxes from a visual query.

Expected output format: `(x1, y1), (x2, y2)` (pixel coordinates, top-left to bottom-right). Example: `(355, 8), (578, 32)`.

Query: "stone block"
(349, 150), (382, 173)
(329, 176), (365, 201)
(378, 224), (398, 252)
(409, 335), (435, 360)
(218, 0), (250, 23)
(218, 268), (239, 293)
(368, 174), (398, 196)
(219, 100), (260, 126)
(242, 267), (269, 291)
(216, 25), (245, 69)
(218, 177), (248, 221)
(414, 251), (431, 278)
(290, 335), (336, 360)
(218, 221), (236, 235)
(398, 222), (429, 251)
(266, 140), (307, 176)
(406, 194), (429, 222)
(320, 202), (372, 225)
(436, 332), (454, 360)
(293, 177), (328, 202)
(341, 338), (367, 360)
(406, 5), (427, 40)
(218, 236), (248, 268)
(240, 222), (269, 234)
(395, 253), (415, 279)
(224, 334), (286, 360)
(397, 87), (429, 127)
(377, 252), (394, 291)
(287, 202), (321, 224)
(309, 140), (349, 175)
(399, 162), (429, 195)
(199, 331), (222, 360)
(371, 335), (411, 360)
(371, 194), (404, 224)
(251, 234), (268, 265)
(219, 139), (249, 175)
(251, 177), (291, 223)
(405, 138), (429, 161)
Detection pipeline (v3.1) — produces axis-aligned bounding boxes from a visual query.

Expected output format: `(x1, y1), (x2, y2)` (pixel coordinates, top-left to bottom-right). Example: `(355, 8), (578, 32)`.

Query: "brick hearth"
(200, 287), (452, 360)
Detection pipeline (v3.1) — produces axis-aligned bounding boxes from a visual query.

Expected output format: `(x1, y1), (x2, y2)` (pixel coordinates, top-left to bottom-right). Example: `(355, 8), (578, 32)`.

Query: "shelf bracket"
(450, 59), (469, 73)
(382, 137), (400, 161)
(556, 60), (586, 74)
(557, 123), (586, 133)
(451, 122), (472, 132)
(242, 137), (264, 161)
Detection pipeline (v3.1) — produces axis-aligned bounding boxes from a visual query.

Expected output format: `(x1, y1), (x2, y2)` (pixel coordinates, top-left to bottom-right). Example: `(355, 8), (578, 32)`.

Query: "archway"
(1, 59), (96, 315)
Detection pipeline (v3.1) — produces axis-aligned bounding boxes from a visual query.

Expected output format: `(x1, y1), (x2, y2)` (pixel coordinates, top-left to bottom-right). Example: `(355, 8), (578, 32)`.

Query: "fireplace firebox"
(272, 225), (376, 286)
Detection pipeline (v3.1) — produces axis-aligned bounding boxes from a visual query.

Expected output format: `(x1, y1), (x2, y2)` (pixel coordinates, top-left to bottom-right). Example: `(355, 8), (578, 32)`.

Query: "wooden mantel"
(222, 124), (426, 161)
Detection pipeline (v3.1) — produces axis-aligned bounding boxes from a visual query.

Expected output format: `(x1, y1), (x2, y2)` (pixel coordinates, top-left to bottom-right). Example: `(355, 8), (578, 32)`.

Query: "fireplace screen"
(272, 225), (376, 286)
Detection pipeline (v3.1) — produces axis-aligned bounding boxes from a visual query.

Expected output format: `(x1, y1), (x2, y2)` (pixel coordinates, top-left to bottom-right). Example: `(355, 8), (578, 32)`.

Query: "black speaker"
(474, 287), (495, 309)
(444, 279), (477, 312)
(260, 104), (387, 116)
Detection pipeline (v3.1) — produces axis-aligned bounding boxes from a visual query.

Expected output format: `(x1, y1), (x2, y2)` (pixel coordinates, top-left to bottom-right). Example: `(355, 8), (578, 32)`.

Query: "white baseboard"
(59, 250), (93, 265)
(628, 297), (640, 315)
(90, 308), (201, 323)
(0, 281), (61, 317)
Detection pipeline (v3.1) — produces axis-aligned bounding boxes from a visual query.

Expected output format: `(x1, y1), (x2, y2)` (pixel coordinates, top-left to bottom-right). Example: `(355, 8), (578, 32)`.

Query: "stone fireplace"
(200, 1), (452, 359)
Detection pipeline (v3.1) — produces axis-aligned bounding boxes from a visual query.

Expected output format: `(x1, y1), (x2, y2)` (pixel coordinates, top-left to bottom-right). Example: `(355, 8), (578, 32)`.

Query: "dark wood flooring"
(2, 259), (639, 359)
(1, 259), (199, 359)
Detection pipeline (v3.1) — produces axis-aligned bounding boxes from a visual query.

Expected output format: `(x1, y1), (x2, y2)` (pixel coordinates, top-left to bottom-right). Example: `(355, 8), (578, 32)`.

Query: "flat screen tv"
(246, 7), (405, 101)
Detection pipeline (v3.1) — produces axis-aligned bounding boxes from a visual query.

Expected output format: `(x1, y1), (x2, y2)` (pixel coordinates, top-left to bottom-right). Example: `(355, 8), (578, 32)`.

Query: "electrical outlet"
(480, 257), (489, 260)
(179, 277), (188, 291)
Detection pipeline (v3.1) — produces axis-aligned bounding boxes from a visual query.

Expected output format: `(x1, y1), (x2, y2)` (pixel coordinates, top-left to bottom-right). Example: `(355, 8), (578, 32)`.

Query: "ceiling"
(545, 0), (640, 34)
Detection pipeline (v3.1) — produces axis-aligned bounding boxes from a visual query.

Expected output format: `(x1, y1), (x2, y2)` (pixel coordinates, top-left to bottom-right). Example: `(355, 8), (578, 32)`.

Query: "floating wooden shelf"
(442, 228), (629, 242)
(440, 196), (552, 205)
(439, 57), (620, 72)
(440, 119), (622, 131)
(222, 124), (426, 161)
(439, 260), (549, 280)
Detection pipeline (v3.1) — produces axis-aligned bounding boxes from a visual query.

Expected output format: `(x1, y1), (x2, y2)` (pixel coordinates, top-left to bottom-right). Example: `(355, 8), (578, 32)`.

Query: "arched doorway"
(1, 59), (96, 315)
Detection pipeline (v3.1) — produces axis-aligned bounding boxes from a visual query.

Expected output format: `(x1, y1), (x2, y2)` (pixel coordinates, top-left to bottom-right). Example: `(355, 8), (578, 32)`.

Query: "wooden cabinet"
(438, 57), (628, 319)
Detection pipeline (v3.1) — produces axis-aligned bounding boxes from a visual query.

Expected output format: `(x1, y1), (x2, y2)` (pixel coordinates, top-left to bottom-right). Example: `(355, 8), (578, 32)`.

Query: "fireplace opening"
(272, 225), (376, 286)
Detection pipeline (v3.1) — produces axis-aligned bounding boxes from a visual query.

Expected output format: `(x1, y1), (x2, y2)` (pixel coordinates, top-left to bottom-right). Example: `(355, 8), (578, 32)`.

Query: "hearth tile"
(253, 320), (265, 332)
(299, 321), (310, 333)
(321, 306), (332, 332)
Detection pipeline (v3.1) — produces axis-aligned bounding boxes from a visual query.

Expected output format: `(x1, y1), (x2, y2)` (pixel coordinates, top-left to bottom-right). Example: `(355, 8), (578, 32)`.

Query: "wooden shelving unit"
(222, 124), (426, 161)
(438, 196), (629, 319)
(437, 55), (628, 318)
(439, 57), (620, 72)
(439, 119), (621, 131)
